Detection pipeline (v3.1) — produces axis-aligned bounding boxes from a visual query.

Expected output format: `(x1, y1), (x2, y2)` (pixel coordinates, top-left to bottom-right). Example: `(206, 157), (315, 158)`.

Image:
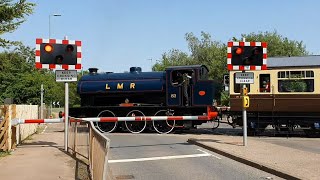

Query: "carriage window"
(278, 79), (314, 92)
(278, 70), (314, 78)
(290, 71), (304, 78)
(259, 74), (270, 92)
(233, 75), (250, 93)
(278, 70), (314, 92)
(306, 71), (314, 77)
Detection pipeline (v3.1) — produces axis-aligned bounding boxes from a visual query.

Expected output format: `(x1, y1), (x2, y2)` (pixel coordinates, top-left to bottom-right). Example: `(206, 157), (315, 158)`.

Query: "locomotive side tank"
(78, 67), (166, 106)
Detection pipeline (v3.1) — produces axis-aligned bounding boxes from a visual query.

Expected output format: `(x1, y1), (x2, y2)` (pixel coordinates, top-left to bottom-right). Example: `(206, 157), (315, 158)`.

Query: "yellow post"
(243, 96), (250, 108)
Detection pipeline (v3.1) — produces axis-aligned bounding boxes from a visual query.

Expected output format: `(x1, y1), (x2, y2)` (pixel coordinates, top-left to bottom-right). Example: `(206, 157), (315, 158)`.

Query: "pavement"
(0, 123), (90, 180)
(187, 134), (320, 180)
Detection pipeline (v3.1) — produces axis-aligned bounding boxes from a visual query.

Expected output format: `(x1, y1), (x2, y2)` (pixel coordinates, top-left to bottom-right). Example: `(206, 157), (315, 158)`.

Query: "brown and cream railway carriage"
(227, 56), (320, 133)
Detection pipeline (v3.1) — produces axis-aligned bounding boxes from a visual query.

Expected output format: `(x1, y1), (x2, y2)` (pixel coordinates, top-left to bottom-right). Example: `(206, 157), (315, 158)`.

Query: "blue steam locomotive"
(69, 65), (220, 133)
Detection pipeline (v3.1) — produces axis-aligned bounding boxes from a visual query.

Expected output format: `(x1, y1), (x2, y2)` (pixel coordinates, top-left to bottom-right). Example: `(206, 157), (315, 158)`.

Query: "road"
(106, 133), (282, 180)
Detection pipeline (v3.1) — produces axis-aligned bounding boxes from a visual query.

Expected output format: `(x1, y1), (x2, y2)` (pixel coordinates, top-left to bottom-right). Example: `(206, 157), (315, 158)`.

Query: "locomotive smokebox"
(89, 68), (98, 75)
(130, 67), (142, 73)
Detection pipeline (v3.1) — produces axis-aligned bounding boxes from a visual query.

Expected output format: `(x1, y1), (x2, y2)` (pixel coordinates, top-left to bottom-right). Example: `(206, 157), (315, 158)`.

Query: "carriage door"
(257, 74), (274, 112)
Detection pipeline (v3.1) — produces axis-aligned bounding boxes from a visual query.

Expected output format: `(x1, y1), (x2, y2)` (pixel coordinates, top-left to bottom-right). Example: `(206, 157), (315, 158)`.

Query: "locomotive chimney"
(130, 67), (142, 73)
(89, 68), (98, 75)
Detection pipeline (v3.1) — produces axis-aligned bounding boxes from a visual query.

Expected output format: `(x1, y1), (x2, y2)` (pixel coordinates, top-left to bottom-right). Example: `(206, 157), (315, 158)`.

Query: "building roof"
(165, 65), (208, 70)
(267, 55), (320, 68)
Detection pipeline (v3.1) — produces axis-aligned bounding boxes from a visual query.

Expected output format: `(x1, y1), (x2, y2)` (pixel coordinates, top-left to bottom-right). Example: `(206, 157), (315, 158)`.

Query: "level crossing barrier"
(11, 113), (216, 125)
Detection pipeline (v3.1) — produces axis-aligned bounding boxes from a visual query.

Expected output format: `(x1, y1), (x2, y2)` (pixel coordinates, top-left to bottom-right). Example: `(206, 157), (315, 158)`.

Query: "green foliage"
(0, 0), (35, 48)
(0, 46), (82, 107)
(220, 91), (230, 106)
(0, 1), (83, 108)
(232, 30), (308, 57)
(185, 32), (227, 81)
(154, 31), (227, 81)
(281, 80), (307, 92)
(0, 151), (11, 157)
(153, 49), (191, 71)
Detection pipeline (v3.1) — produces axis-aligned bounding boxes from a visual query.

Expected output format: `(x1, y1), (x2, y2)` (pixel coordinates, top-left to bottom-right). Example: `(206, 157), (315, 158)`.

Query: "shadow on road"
(110, 142), (192, 149)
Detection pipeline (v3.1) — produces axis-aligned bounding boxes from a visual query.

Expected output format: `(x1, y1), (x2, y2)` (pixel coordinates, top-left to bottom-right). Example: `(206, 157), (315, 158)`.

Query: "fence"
(0, 105), (12, 151)
(0, 105), (39, 151)
(68, 119), (112, 180)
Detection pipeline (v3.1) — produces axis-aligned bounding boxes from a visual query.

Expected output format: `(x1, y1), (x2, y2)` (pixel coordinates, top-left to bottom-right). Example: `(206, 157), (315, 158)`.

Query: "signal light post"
(227, 39), (267, 146)
(36, 37), (82, 151)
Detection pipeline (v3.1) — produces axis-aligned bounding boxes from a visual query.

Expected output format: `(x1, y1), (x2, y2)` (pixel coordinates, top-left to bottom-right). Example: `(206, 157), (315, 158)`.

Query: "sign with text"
(235, 72), (254, 84)
(55, 70), (77, 82)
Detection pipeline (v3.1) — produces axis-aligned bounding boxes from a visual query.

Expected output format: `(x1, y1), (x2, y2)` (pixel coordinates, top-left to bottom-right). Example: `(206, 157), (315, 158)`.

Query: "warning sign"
(235, 72), (254, 84)
(55, 70), (77, 82)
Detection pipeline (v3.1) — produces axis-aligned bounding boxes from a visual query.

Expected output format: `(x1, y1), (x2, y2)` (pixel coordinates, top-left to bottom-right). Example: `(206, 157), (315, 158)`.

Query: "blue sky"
(3, 0), (320, 72)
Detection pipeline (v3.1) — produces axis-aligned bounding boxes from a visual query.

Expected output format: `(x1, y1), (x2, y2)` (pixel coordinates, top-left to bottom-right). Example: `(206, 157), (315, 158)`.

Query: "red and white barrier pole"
(71, 115), (213, 122)
(11, 118), (64, 126)
(11, 111), (218, 125)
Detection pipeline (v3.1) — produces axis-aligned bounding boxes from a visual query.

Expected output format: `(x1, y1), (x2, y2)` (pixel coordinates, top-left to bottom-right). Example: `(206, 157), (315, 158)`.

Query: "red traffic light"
(235, 47), (242, 55)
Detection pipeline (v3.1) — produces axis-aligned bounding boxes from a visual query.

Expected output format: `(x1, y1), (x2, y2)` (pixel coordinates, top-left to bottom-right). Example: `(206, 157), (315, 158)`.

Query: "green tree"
(185, 32), (227, 81)
(0, 46), (65, 106)
(154, 31), (227, 81)
(153, 49), (191, 71)
(0, 0), (35, 48)
(232, 30), (309, 57)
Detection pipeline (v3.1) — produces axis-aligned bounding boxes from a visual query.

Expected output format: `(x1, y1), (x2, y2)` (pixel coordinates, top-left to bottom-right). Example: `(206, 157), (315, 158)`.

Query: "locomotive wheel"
(152, 110), (175, 134)
(125, 110), (147, 133)
(95, 110), (117, 133)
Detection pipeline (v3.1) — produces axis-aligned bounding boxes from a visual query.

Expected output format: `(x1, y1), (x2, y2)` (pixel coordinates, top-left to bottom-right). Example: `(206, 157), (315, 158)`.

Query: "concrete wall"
(14, 105), (39, 144)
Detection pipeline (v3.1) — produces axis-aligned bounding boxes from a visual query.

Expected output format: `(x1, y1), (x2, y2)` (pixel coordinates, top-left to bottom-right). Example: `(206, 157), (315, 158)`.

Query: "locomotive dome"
(129, 67), (142, 73)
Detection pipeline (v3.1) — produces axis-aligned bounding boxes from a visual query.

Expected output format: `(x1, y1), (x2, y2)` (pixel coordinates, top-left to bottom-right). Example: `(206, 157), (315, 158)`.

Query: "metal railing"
(68, 119), (112, 180)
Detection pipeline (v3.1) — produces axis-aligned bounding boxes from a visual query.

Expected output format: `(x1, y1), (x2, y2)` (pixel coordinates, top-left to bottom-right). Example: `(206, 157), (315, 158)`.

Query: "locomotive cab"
(165, 65), (215, 107)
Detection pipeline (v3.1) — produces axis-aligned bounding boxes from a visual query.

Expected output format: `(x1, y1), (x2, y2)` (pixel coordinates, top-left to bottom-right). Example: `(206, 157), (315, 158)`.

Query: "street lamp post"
(49, 14), (61, 38)
(148, 58), (152, 71)
(41, 14), (62, 119)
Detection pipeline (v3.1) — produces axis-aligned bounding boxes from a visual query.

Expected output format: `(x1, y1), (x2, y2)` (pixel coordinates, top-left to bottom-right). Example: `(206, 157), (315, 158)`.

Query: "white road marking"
(40, 125), (47, 134)
(108, 149), (220, 163)
(196, 149), (221, 159)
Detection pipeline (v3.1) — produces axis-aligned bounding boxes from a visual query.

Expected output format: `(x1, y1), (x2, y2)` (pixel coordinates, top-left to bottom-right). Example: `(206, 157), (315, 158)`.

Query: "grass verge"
(36, 125), (46, 134)
(0, 151), (11, 158)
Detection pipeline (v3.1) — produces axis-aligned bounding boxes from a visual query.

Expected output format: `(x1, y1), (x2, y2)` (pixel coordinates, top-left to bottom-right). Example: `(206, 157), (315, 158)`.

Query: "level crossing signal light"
(35, 38), (82, 70)
(232, 46), (263, 66)
(227, 42), (267, 71)
(223, 74), (230, 85)
(41, 43), (77, 65)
